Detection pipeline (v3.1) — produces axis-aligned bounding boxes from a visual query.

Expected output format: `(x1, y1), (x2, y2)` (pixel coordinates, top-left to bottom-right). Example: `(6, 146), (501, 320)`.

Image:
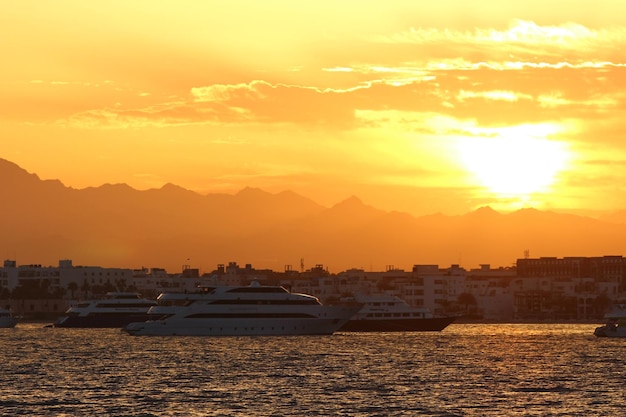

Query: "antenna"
(300, 258), (304, 272)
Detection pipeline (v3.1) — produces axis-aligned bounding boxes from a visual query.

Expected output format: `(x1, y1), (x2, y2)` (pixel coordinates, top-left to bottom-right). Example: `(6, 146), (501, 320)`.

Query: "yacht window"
(158, 299), (194, 307)
(113, 294), (142, 299)
(95, 302), (154, 308)
(211, 299), (319, 305)
(227, 287), (288, 293)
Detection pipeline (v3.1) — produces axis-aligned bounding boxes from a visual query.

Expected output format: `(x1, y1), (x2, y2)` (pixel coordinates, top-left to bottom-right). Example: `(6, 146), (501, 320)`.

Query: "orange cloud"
(58, 61), (626, 136)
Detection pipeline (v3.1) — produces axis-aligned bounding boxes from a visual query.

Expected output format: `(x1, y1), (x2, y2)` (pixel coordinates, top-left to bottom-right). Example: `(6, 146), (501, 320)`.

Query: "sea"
(1, 323), (624, 416)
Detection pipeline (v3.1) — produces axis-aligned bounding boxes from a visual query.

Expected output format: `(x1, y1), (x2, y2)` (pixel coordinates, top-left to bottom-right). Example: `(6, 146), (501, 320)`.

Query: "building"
(2, 255), (624, 321)
(514, 256), (624, 320)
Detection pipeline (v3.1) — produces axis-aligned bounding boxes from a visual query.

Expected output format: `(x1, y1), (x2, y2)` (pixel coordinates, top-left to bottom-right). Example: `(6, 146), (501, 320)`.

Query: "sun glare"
(457, 125), (570, 198)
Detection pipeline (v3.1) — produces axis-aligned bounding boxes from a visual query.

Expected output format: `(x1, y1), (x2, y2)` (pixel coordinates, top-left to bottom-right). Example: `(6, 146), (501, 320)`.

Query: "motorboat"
(53, 292), (157, 328)
(594, 320), (626, 338)
(594, 303), (626, 338)
(123, 280), (361, 336)
(338, 294), (456, 332)
(0, 307), (19, 328)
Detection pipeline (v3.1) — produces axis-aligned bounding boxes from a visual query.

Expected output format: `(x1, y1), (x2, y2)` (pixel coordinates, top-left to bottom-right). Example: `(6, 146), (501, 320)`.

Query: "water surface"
(1, 323), (623, 416)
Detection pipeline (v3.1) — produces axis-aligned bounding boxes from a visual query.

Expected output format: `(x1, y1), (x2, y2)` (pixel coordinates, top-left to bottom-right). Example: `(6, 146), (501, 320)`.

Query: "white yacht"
(124, 281), (361, 336)
(54, 292), (157, 328)
(0, 308), (19, 328)
(339, 294), (456, 332)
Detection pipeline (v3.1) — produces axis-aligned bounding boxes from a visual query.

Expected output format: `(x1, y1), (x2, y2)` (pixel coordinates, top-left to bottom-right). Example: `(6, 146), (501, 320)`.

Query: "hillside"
(1, 158), (625, 272)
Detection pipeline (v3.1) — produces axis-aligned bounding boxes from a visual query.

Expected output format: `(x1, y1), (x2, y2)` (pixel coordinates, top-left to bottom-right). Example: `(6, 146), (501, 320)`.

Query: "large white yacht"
(123, 281), (361, 336)
(54, 292), (157, 328)
(339, 294), (456, 332)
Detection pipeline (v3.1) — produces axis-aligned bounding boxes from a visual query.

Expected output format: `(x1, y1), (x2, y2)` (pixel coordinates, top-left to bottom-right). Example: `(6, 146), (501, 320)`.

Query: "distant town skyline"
(2, 2), (626, 217)
(3, 255), (624, 323)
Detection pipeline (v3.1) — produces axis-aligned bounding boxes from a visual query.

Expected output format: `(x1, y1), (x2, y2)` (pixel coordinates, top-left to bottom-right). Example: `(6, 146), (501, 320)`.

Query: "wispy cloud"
(375, 19), (626, 54)
(52, 18), (626, 154)
(60, 63), (626, 133)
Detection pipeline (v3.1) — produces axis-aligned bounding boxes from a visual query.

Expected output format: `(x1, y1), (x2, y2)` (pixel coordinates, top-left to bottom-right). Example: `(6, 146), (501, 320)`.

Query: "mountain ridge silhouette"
(1, 157), (625, 272)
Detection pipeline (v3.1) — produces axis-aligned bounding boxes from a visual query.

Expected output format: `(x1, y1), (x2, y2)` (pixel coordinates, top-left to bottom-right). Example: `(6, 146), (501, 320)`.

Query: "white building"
(1, 259), (133, 297)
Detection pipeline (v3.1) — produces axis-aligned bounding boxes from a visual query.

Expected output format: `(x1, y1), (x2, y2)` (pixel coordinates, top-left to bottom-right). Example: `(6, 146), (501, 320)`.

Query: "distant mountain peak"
(470, 206), (501, 216)
(0, 158), (70, 192)
(332, 195), (364, 208)
(328, 196), (386, 220)
(96, 183), (134, 190)
(79, 183), (138, 196)
(0, 158), (25, 171)
(510, 207), (544, 217)
(0, 157), (41, 181)
(235, 186), (271, 198)
(159, 183), (196, 194)
(238, 186), (264, 193)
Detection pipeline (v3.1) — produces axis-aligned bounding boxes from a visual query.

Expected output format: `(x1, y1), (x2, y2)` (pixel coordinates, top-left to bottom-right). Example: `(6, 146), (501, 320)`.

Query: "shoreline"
(13, 318), (605, 326)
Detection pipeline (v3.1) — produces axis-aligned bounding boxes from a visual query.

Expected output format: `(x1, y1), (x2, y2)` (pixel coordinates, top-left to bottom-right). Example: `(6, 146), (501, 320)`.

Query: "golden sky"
(2, 0), (626, 216)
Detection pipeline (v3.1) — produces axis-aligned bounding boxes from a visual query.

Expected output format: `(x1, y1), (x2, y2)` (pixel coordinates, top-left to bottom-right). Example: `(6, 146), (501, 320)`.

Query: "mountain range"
(1, 157), (625, 273)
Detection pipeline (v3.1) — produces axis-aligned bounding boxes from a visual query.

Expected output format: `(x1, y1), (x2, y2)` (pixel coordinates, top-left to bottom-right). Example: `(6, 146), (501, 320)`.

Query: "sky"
(2, 0), (626, 216)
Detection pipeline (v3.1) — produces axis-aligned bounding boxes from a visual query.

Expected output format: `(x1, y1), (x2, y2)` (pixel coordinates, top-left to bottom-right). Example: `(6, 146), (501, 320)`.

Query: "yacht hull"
(124, 306), (360, 336)
(0, 317), (19, 328)
(340, 316), (456, 332)
(54, 314), (157, 328)
(0, 308), (19, 328)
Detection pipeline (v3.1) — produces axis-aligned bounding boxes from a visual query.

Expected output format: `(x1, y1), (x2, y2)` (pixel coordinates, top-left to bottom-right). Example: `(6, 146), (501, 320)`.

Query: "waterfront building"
(2, 255), (625, 321)
(1, 259), (133, 297)
(130, 266), (202, 298)
(513, 256), (626, 320)
(517, 256), (626, 298)
(464, 265), (516, 321)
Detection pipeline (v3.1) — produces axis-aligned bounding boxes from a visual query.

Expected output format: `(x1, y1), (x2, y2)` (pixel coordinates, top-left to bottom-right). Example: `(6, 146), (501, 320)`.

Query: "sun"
(457, 124), (570, 198)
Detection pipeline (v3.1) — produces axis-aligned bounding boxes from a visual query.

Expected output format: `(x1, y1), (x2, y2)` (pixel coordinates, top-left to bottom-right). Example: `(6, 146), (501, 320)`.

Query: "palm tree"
(458, 292), (477, 315)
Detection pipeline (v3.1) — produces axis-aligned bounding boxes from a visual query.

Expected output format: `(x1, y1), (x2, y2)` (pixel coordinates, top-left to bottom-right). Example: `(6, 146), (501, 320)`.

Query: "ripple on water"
(1, 323), (625, 416)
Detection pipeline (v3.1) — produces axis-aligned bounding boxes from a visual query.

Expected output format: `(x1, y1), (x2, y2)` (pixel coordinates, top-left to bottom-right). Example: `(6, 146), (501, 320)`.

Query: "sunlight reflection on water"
(0, 323), (624, 416)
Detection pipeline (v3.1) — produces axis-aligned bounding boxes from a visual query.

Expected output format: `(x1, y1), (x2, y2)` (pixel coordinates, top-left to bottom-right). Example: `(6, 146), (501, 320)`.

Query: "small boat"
(54, 292), (157, 328)
(594, 303), (626, 338)
(124, 280), (361, 336)
(0, 308), (19, 328)
(594, 320), (626, 338)
(338, 294), (456, 332)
